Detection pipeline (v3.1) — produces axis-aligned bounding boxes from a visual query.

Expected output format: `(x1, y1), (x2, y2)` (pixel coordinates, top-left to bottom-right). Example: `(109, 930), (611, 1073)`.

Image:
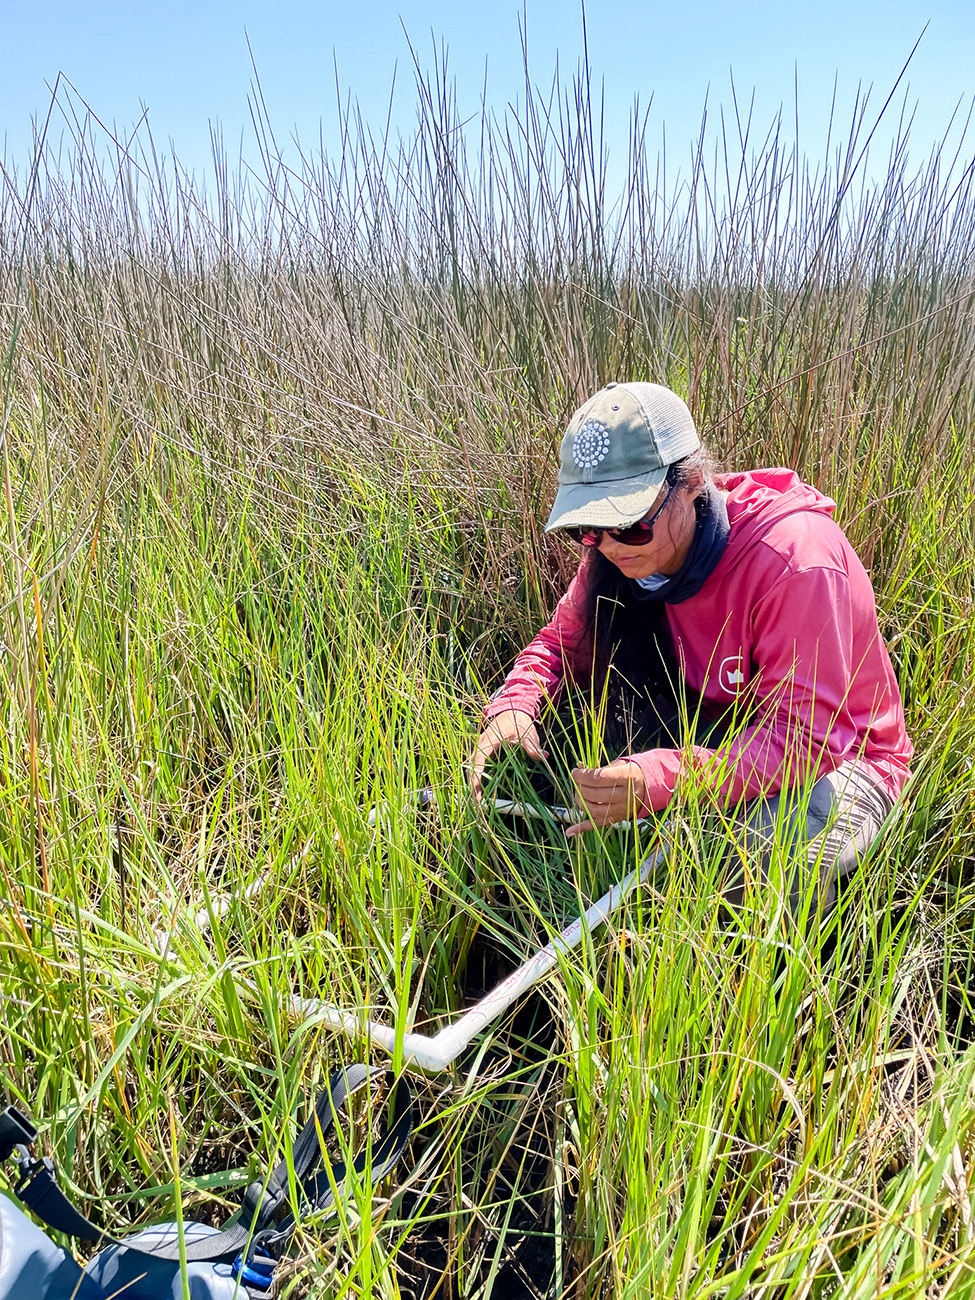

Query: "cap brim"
(544, 469), (668, 532)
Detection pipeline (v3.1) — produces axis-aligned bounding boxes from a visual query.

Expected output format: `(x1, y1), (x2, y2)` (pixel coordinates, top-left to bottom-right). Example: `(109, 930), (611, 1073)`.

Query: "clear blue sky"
(2, 0), (973, 189)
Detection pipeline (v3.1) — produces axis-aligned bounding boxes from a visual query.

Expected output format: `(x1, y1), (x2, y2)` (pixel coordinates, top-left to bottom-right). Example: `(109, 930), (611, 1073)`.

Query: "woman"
(471, 382), (912, 911)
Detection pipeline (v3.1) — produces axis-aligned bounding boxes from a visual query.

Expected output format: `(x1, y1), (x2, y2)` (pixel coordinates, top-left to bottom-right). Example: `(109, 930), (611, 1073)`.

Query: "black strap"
(0, 1107), (37, 1161)
(4, 1065), (413, 1263)
(264, 1063), (415, 1248)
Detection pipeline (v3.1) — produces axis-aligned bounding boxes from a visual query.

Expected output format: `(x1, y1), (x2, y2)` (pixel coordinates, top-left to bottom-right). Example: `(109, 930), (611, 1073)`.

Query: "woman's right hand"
(470, 709), (548, 797)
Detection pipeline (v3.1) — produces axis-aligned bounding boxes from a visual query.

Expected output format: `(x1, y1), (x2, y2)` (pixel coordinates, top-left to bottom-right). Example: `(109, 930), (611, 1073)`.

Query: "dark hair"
(571, 453), (711, 752)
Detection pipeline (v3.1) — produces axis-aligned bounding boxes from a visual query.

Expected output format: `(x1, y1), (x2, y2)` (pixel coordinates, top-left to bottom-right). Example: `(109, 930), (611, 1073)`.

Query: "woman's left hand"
(566, 759), (649, 836)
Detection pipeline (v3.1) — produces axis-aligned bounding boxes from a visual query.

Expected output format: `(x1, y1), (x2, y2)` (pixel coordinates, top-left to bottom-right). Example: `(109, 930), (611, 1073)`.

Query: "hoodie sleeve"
(627, 563), (867, 810)
(482, 571), (589, 721)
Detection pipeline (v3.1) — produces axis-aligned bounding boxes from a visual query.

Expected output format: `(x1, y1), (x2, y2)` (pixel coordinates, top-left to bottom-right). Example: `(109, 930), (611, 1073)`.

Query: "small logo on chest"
(718, 654), (745, 694)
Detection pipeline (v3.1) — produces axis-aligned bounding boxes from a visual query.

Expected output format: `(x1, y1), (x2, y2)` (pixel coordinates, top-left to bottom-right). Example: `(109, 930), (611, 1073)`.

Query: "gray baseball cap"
(545, 382), (700, 532)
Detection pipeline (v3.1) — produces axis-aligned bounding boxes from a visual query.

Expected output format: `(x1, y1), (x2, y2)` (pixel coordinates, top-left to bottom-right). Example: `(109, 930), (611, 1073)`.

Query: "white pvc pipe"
(488, 797), (576, 825)
(154, 791), (619, 952)
(488, 797), (647, 833)
(153, 873), (269, 954)
(289, 837), (668, 1072)
(152, 790), (431, 951)
(155, 790), (665, 1073)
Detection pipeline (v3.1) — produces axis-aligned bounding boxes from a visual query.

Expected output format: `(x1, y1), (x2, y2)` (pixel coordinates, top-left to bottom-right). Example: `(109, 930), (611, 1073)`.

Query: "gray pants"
(719, 760), (895, 917)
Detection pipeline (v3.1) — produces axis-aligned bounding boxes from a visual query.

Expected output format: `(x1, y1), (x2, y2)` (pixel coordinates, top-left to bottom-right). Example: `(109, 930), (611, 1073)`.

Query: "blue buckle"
(232, 1250), (276, 1292)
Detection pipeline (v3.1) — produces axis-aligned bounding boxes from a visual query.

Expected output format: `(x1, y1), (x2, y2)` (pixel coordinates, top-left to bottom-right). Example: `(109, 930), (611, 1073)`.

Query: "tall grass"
(1, 58), (974, 1298)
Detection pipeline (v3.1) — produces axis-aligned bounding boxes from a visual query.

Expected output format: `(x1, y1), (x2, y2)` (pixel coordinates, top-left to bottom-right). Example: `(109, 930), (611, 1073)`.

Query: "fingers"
(470, 732), (504, 797)
(469, 710), (547, 796)
(564, 818), (595, 838)
(469, 752), (488, 798)
(567, 795), (623, 831)
(519, 728), (548, 762)
(471, 737), (649, 834)
(504, 712), (547, 761)
(569, 760), (647, 832)
(571, 766), (629, 810)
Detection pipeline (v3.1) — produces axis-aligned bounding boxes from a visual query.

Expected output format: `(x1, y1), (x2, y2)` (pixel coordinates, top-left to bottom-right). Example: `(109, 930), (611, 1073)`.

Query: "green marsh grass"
(1, 62), (975, 1297)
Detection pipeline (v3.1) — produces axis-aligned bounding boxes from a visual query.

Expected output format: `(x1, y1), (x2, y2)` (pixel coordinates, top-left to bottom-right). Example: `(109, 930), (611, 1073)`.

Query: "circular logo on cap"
(572, 420), (611, 470)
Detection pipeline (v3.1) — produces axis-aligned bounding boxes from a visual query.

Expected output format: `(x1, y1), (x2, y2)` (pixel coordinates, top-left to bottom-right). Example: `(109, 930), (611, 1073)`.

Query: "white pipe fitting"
(290, 837), (668, 1072)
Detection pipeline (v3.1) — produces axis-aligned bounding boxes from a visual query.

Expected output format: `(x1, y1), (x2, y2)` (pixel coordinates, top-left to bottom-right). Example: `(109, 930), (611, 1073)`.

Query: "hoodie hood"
(713, 468), (836, 578)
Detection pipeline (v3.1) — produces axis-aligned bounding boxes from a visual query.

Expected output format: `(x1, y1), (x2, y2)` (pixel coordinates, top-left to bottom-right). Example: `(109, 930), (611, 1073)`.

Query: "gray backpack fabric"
(0, 1067), (413, 1300)
(83, 1223), (251, 1299)
(0, 1194), (102, 1300)
(0, 1193), (257, 1298)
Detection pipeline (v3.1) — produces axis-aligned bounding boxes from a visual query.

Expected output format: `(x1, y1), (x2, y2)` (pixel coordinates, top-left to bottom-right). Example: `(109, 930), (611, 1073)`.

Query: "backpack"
(0, 1065), (413, 1299)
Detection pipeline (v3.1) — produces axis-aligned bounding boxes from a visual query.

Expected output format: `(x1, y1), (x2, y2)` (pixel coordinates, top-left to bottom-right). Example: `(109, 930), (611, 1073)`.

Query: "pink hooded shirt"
(485, 469), (912, 813)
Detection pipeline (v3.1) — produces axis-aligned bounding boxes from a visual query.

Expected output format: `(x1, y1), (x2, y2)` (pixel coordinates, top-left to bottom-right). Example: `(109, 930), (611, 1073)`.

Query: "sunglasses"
(562, 487), (672, 548)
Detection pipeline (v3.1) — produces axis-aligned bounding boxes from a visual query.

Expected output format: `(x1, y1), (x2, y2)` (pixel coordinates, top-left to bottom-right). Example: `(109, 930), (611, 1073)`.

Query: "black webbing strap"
(1, 1107), (107, 1242)
(262, 1063), (416, 1249)
(3, 1064), (413, 1264)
